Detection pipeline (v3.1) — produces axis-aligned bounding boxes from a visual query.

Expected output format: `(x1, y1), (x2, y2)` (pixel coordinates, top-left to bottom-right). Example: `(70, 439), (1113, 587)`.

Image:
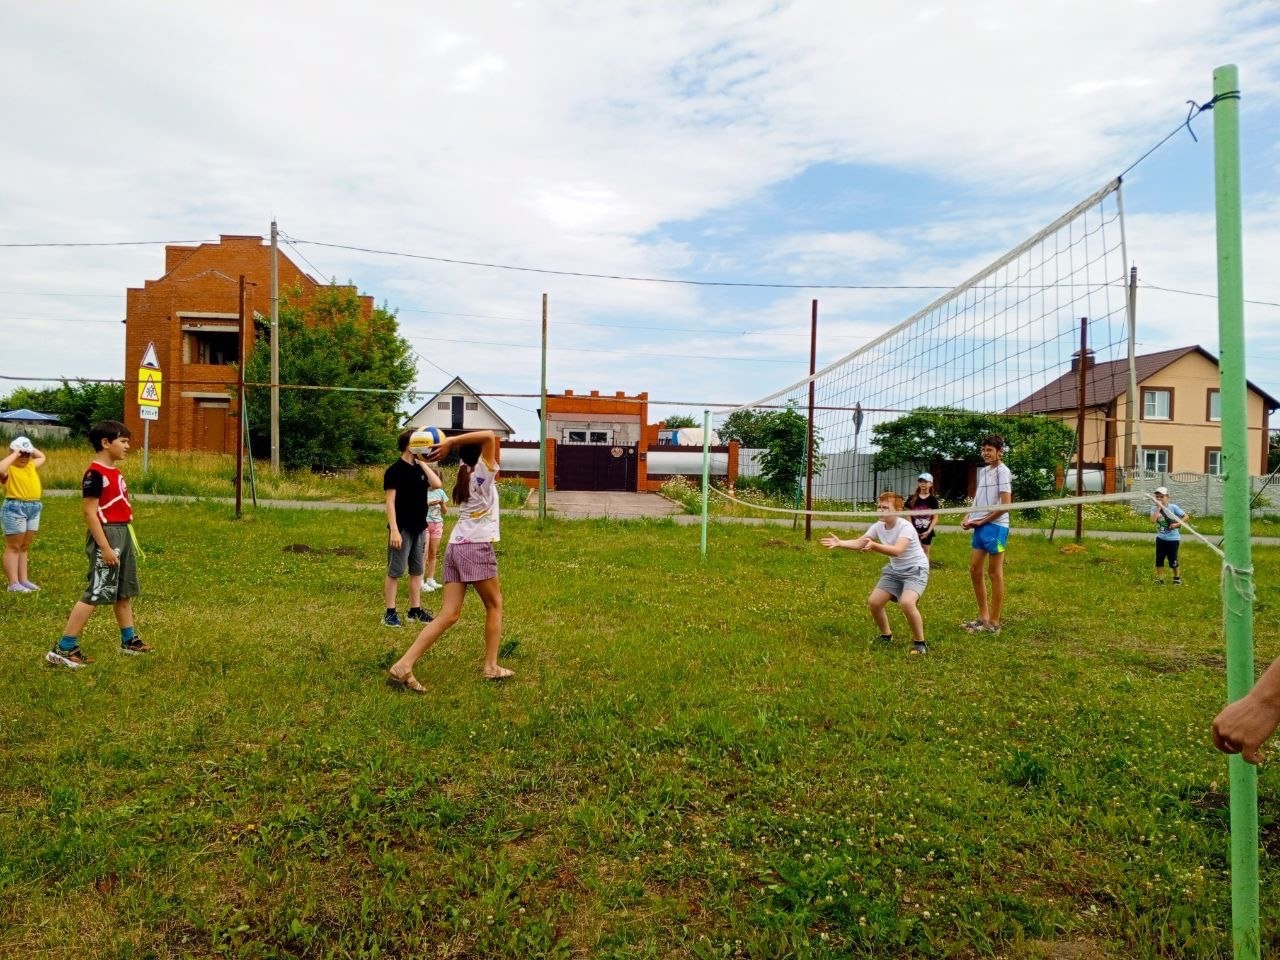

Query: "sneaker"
(7, 583), (32, 593)
(406, 607), (434, 624)
(120, 637), (153, 655)
(876, 634), (893, 645)
(960, 618), (987, 632)
(46, 647), (95, 669)
(383, 610), (403, 628)
(20, 581), (39, 591)
(423, 579), (441, 592)
(1153, 579), (1165, 585)
(1172, 578), (1183, 586)
(910, 641), (928, 656)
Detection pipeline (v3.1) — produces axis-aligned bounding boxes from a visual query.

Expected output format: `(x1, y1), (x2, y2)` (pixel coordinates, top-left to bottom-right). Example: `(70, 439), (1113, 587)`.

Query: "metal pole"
(539, 293), (548, 522)
(236, 275), (246, 520)
(270, 220), (280, 471)
(804, 299), (817, 541)
(700, 409), (711, 560)
(1126, 265), (1139, 474)
(1213, 63), (1259, 960)
(143, 419), (150, 474)
(1074, 317), (1087, 542)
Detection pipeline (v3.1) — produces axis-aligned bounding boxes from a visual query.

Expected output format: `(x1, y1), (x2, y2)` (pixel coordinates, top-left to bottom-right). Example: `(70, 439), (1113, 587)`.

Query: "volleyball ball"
(408, 426), (444, 455)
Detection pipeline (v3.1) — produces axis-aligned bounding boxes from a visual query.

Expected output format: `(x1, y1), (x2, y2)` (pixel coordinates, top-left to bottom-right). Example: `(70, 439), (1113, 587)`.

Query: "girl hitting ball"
(388, 429), (513, 690)
(821, 491), (931, 655)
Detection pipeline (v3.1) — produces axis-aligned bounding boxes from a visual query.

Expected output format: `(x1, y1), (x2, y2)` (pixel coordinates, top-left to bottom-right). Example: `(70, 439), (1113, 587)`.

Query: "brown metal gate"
(555, 444), (637, 491)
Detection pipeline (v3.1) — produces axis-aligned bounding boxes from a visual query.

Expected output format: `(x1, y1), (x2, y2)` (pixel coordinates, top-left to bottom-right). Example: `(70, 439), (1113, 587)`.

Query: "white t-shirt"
(426, 487), (447, 524)
(449, 459), (500, 544)
(866, 519), (928, 574)
(966, 462), (1013, 528)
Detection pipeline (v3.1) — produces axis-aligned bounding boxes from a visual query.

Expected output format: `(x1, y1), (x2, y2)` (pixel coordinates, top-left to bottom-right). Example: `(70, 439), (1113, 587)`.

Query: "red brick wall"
(124, 236), (372, 452)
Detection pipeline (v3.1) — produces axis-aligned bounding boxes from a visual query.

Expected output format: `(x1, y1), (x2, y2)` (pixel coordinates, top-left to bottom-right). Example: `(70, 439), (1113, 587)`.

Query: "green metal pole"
(1212, 63), (1259, 960)
(700, 409), (711, 559)
(539, 293), (548, 522)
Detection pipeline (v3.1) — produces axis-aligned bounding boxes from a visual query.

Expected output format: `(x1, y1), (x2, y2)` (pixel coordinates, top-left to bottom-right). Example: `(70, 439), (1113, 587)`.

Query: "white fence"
(737, 449), (920, 504)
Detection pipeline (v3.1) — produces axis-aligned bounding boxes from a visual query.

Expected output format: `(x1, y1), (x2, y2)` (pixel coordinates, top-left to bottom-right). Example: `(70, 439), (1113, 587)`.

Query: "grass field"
(2, 497), (1279, 958)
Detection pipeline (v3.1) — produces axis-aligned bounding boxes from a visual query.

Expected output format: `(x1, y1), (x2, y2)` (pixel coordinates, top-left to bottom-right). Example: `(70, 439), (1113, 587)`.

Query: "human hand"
(424, 439), (452, 463)
(1213, 693), (1280, 764)
(820, 533), (843, 550)
(389, 530), (403, 550)
(854, 537), (873, 552)
(101, 546), (120, 567)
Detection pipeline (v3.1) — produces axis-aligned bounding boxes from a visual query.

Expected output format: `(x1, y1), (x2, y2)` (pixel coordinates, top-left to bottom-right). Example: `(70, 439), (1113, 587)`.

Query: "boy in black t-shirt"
(382, 429), (443, 627)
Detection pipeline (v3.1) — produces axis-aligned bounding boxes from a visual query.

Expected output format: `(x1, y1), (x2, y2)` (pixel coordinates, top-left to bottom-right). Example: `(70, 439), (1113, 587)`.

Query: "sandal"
(483, 666), (514, 681)
(387, 669), (426, 694)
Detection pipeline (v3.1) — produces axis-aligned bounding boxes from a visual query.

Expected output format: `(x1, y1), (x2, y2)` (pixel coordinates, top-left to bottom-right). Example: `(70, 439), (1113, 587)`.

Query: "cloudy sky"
(2, 0), (1278, 439)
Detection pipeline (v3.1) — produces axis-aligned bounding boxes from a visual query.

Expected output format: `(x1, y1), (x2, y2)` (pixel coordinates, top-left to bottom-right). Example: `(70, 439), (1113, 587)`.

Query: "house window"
(589, 430), (610, 443)
(437, 401), (450, 411)
(566, 430), (587, 443)
(1206, 448), (1223, 475)
(1142, 388), (1172, 421)
(466, 402), (479, 411)
(1141, 447), (1171, 473)
(1207, 389), (1221, 422)
(189, 331), (239, 365)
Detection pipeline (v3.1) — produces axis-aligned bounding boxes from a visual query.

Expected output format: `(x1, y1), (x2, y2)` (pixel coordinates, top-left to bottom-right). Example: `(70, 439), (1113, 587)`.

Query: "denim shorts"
(1, 499), (42, 535)
(387, 527), (426, 578)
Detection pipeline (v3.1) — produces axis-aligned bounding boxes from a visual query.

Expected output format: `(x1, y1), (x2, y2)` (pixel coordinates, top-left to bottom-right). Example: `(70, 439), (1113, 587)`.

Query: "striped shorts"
(444, 541), (498, 584)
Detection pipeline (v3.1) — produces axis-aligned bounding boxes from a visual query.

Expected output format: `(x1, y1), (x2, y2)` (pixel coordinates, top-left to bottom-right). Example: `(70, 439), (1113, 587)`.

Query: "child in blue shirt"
(1150, 486), (1187, 585)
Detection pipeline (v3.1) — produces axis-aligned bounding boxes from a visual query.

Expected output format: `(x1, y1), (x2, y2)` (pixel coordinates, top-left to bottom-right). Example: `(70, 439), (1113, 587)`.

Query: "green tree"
(1270, 430), (1280, 473)
(243, 285), (416, 470)
(0, 381), (124, 440)
(871, 406), (1075, 507)
(661, 414), (698, 429)
(719, 408), (768, 447)
(755, 406), (825, 497)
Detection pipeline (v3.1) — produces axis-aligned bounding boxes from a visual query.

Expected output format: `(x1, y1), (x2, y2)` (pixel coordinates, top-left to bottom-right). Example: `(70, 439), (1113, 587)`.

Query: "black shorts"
(1155, 538), (1180, 568)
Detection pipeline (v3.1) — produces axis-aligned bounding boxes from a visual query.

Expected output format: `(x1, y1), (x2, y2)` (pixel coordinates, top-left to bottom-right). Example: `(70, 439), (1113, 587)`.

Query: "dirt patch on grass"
(282, 543), (363, 557)
(1019, 940), (1112, 960)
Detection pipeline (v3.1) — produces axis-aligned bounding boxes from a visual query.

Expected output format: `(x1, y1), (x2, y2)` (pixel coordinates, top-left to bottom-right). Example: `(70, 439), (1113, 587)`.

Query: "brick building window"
(189, 331), (239, 366)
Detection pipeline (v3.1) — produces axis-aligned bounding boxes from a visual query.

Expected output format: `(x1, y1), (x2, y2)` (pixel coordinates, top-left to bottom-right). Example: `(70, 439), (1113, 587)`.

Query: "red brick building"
(123, 235), (372, 452)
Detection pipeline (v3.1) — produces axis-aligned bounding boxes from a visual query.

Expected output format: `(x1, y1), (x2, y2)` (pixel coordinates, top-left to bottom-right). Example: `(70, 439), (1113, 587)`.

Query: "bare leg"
(425, 537), (441, 583)
(471, 577), (511, 678)
(898, 590), (925, 642)
(408, 573), (423, 609)
(62, 601), (96, 638)
(392, 582), (465, 678)
(113, 598), (134, 630)
(968, 549), (989, 623)
(987, 553), (1005, 626)
(18, 531), (35, 583)
(867, 588), (892, 636)
(383, 575), (400, 610)
(3, 532), (21, 586)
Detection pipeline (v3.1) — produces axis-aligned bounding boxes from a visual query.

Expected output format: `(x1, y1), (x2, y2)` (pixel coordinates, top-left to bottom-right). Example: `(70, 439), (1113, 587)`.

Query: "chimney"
(1070, 348), (1095, 374)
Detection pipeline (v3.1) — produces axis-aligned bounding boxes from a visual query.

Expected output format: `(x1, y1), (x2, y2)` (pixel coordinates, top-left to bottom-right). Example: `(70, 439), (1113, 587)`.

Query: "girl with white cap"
(1, 436), (46, 592)
(906, 472), (940, 561)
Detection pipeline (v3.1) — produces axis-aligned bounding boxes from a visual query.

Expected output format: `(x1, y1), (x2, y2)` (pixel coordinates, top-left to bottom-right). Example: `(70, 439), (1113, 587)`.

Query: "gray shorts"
(387, 527), (426, 578)
(444, 541), (498, 584)
(82, 524), (141, 605)
(874, 564), (929, 601)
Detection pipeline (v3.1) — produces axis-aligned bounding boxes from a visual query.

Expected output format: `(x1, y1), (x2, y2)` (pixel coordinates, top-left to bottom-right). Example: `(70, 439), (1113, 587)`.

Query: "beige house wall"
(1040, 351), (1270, 474)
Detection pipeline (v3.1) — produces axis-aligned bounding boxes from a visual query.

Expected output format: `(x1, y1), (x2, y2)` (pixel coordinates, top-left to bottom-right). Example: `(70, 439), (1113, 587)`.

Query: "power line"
(0, 240), (207, 248)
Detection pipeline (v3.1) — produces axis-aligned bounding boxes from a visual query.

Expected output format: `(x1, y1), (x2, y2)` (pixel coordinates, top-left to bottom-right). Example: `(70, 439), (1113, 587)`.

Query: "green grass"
(2, 499), (1279, 957)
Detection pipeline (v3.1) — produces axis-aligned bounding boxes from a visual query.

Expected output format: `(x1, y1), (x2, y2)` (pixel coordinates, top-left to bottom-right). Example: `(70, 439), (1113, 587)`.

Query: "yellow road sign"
(138, 368), (163, 407)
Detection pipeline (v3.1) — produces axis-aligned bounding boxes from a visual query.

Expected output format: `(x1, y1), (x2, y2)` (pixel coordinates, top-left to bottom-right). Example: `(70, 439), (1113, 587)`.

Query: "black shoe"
(1172, 578), (1183, 586)
(406, 607), (434, 624)
(383, 610), (403, 628)
(876, 634), (893, 645)
(120, 637), (153, 655)
(910, 641), (928, 656)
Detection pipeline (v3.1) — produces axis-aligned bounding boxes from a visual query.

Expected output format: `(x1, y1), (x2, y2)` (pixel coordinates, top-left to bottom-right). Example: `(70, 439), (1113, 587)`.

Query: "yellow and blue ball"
(408, 426), (444, 455)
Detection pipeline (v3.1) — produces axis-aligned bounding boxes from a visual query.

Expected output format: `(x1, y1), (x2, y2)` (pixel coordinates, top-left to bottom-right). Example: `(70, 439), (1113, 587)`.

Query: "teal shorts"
(970, 524), (1009, 555)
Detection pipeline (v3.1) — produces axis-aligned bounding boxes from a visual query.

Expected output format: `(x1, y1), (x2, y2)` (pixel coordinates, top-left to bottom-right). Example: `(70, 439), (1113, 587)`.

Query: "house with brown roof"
(1006, 345), (1278, 490)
